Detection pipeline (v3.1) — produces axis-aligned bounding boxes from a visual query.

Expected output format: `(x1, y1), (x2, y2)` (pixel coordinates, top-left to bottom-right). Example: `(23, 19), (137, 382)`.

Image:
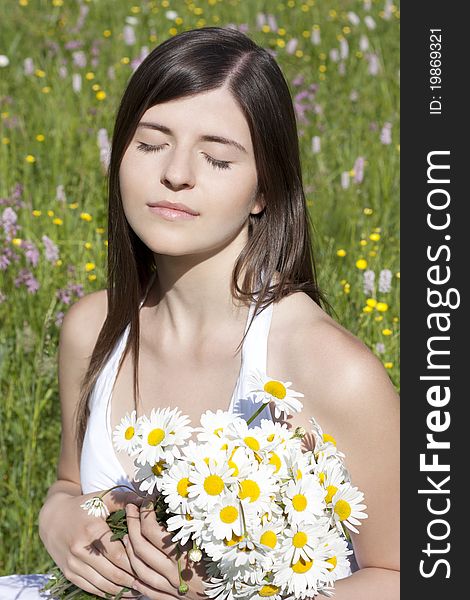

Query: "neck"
(146, 233), (251, 347)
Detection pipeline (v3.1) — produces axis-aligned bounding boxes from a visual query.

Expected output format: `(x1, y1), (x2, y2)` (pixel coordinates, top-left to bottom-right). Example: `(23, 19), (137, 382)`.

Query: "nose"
(160, 147), (195, 191)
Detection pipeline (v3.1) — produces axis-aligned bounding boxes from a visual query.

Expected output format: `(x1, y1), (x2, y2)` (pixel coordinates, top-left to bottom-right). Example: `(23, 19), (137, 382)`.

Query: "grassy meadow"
(0, 0), (399, 575)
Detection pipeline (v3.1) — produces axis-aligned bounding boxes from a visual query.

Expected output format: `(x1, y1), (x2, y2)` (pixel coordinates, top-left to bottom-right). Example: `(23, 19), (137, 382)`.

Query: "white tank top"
(80, 271), (274, 495)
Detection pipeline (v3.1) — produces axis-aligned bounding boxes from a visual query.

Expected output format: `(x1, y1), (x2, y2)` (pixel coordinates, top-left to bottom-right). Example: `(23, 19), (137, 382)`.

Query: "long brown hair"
(74, 26), (333, 456)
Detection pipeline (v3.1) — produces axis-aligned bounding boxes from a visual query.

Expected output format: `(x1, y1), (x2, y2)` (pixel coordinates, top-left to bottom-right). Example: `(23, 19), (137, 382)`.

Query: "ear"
(251, 192), (265, 215)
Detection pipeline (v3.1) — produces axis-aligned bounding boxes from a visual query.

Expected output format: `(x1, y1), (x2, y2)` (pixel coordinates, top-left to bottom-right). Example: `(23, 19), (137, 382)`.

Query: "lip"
(147, 201), (199, 216)
(147, 204), (199, 221)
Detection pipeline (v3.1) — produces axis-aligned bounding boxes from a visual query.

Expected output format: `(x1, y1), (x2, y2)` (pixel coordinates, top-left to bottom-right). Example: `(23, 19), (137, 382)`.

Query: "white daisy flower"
(310, 416), (345, 460)
(188, 456), (237, 510)
(166, 506), (206, 547)
(194, 409), (240, 445)
(317, 528), (353, 586)
(218, 534), (272, 582)
(226, 577), (285, 600)
(113, 410), (140, 455)
(135, 406), (192, 466)
(202, 573), (245, 600)
(313, 453), (347, 504)
(252, 516), (286, 553)
(236, 465), (278, 515)
(134, 457), (169, 495)
(280, 521), (327, 564)
(181, 438), (227, 466)
(161, 459), (195, 512)
(257, 418), (300, 453)
(224, 418), (273, 461)
(272, 546), (332, 599)
(283, 476), (326, 526)
(205, 493), (244, 541)
(246, 368), (304, 418)
(330, 483), (368, 535)
(282, 445), (315, 484)
(80, 496), (110, 519)
(225, 444), (257, 480)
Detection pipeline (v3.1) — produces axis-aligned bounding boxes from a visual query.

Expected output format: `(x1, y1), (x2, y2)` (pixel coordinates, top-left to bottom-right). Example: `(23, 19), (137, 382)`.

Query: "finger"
(93, 527), (134, 576)
(79, 521), (134, 577)
(72, 559), (138, 598)
(126, 504), (179, 587)
(124, 531), (176, 594)
(139, 501), (178, 558)
(71, 542), (135, 594)
(132, 577), (183, 600)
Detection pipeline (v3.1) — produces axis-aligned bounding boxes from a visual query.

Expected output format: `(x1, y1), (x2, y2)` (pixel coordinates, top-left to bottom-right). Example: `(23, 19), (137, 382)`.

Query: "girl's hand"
(39, 489), (142, 599)
(124, 501), (207, 600)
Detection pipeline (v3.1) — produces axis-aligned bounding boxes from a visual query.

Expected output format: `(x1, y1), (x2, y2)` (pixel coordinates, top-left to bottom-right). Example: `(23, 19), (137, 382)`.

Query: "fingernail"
(142, 500), (154, 510)
(123, 534), (128, 546)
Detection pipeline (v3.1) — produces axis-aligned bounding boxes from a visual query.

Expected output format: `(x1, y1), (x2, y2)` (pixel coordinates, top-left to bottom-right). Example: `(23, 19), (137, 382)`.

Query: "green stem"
(246, 402), (267, 426)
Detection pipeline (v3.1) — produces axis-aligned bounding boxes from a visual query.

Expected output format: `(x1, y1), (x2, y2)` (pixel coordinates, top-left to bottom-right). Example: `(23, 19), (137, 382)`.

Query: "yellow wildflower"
(376, 302), (389, 312)
(355, 259), (367, 270)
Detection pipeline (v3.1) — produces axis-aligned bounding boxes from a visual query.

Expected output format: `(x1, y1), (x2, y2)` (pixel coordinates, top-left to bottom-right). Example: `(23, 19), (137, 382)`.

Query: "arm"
(38, 291), (139, 598)
(280, 317), (400, 599)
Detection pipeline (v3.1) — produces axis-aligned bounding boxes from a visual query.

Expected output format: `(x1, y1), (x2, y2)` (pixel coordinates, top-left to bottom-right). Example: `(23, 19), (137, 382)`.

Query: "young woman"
(2, 26), (399, 600)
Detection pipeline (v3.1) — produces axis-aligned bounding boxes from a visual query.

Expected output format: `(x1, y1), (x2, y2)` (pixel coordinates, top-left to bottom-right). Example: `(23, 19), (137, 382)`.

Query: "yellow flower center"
(177, 477), (191, 497)
(326, 556), (337, 570)
(264, 380), (287, 399)
(323, 433), (337, 446)
(296, 469), (302, 480)
(203, 474), (225, 496)
(185, 513), (193, 521)
(335, 499), (352, 521)
(238, 479), (261, 502)
(267, 433), (275, 442)
(147, 428), (165, 446)
(124, 426), (135, 440)
(259, 584), (280, 597)
(318, 472), (326, 484)
(224, 533), (244, 546)
(325, 485), (338, 504)
(292, 557), (313, 573)
(151, 460), (166, 476)
(260, 530), (277, 548)
(219, 505), (239, 523)
(292, 531), (308, 548)
(268, 451), (281, 473)
(228, 459), (239, 476)
(244, 436), (260, 451)
(213, 427), (223, 437)
(292, 494), (307, 511)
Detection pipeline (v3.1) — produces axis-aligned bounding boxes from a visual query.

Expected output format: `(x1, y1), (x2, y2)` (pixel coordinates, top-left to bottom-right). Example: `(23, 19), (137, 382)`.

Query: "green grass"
(0, 0), (399, 575)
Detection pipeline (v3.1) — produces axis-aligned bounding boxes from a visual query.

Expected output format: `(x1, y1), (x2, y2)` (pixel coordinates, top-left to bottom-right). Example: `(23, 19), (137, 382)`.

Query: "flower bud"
(178, 583), (189, 594)
(188, 547), (202, 562)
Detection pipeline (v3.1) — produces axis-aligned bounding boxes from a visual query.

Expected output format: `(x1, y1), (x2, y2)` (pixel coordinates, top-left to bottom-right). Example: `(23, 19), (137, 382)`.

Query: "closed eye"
(135, 142), (232, 171)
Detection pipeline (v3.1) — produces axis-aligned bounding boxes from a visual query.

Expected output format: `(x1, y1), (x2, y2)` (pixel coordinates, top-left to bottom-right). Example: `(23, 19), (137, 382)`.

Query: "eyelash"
(136, 142), (232, 171)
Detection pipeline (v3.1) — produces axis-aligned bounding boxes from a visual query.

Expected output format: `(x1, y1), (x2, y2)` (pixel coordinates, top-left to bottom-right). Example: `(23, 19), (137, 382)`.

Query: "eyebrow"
(136, 121), (248, 154)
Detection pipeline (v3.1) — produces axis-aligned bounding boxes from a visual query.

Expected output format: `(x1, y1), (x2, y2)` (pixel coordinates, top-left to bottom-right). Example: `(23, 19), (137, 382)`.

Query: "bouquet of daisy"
(107, 369), (368, 599)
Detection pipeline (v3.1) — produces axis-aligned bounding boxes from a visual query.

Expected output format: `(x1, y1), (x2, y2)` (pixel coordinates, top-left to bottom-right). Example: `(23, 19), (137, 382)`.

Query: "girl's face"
(119, 87), (264, 258)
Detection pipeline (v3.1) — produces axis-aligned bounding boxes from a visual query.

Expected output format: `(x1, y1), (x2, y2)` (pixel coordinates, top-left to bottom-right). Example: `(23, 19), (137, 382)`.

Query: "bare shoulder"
(59, 288), (108, 370)
(270, 291), (399, 417)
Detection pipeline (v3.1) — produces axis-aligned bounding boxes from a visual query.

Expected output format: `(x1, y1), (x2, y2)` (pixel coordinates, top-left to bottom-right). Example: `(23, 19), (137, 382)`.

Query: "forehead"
(139, 88), (252, 149)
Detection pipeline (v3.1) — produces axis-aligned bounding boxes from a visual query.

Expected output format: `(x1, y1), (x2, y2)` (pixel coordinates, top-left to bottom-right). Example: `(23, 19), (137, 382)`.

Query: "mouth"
(147, 204), (199, 221)
(147, 201), (199, 216)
